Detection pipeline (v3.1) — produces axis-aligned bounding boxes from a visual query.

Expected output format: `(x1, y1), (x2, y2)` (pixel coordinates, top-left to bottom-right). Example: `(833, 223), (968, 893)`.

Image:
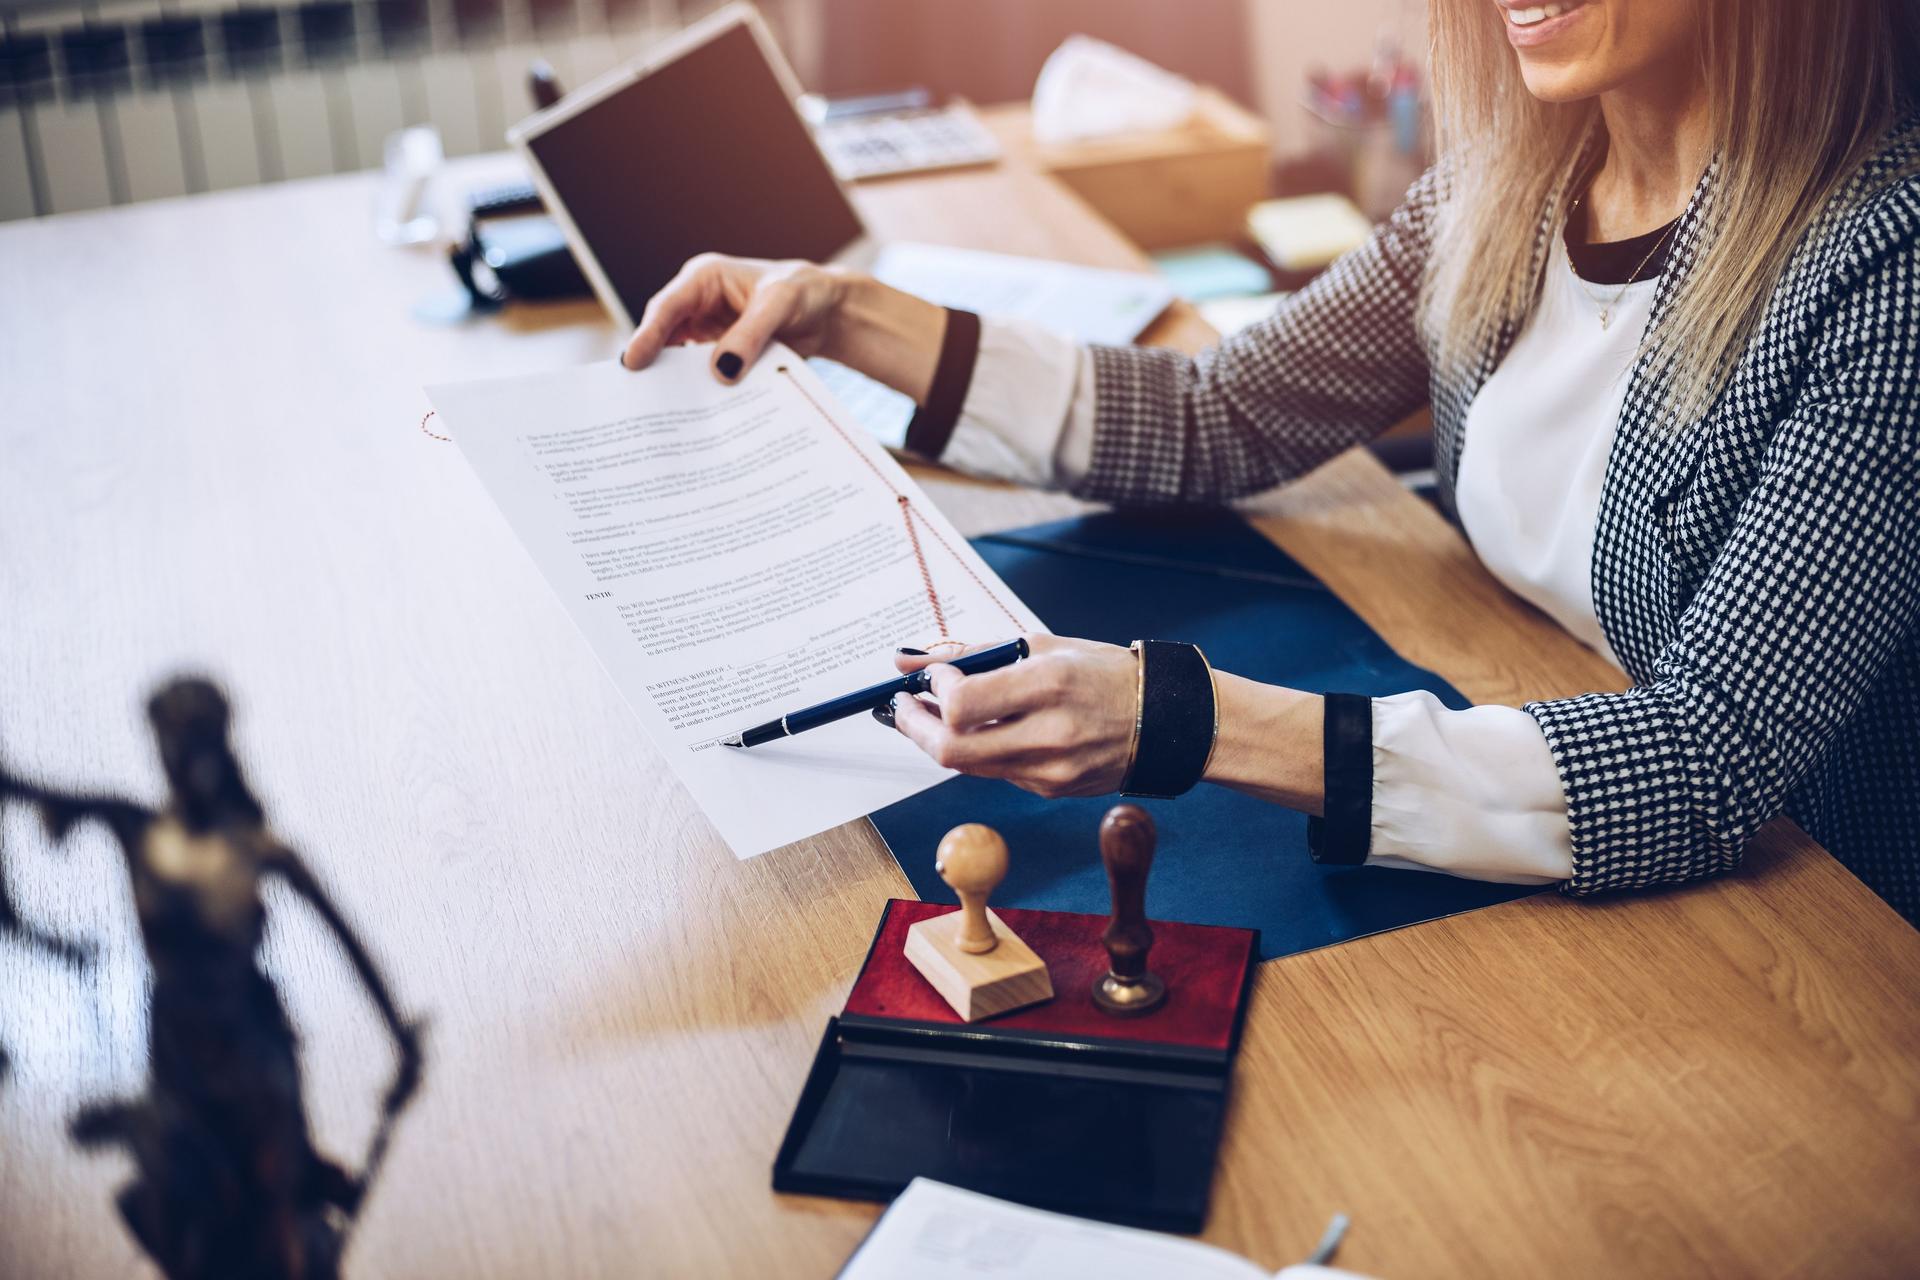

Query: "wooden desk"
(2, 143), (1917, 1279)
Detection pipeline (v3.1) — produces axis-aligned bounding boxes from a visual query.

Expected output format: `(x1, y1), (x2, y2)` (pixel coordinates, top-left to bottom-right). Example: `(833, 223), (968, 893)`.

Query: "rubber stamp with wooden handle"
(1093, 803), (1168, 1016)
(903, 823), (1054, 1022)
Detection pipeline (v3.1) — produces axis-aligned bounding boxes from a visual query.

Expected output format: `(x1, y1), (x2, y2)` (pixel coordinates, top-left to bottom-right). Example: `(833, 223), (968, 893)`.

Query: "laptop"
(506, 3), (1172, 446)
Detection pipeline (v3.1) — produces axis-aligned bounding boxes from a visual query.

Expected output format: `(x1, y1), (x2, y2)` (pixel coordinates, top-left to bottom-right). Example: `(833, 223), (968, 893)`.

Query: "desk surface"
(2, 127), (1917, 1279)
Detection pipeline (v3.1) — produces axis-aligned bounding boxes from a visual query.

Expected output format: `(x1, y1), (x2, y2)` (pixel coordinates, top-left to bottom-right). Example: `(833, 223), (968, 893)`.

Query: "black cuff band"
(1306, 692), (1372, 865)
(902, 307), (981, 461)
(1120, 640), (1217, 799)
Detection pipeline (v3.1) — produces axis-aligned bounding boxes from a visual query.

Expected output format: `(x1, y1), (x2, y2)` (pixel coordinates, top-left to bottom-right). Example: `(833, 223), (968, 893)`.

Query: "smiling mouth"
(1506, 1), (1582, 26)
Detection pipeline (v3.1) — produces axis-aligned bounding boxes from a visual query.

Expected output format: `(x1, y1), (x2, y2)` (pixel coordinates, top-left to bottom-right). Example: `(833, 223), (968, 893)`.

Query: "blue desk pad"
(870, 508), (1541, 962)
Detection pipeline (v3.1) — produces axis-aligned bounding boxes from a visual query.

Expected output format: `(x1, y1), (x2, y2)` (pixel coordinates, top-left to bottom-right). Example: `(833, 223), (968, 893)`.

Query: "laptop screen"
(525, 20), (864, 324)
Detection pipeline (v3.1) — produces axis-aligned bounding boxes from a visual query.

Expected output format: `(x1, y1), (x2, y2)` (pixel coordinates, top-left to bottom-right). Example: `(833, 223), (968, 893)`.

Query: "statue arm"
(0, 767), (148, 968)
(268, 846), (425, 1108)
(0, 841), (94, 968)
(0, 767), (150, 848)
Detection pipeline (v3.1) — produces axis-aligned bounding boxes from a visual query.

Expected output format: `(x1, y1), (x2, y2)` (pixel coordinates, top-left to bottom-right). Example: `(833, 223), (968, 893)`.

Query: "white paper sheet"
(427, 347), (1045, 858)
(871, 243), (1174, 345)
(840, 1180), (1274, 1280)
(812, 242), (1175, 447)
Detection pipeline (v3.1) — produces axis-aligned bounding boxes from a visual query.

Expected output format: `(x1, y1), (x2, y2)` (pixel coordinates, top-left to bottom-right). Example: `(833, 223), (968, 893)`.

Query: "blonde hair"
(1422, 0), (1920, 424)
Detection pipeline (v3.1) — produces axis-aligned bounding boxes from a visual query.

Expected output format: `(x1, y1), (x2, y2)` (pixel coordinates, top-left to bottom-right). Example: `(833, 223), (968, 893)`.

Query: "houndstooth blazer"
(1077, 115), (1920, 922)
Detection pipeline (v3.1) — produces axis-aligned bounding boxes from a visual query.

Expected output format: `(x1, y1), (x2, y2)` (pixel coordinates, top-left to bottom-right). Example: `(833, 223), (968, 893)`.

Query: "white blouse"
(1456, 233), (1657, 667)
(939, 234), (1658, 886)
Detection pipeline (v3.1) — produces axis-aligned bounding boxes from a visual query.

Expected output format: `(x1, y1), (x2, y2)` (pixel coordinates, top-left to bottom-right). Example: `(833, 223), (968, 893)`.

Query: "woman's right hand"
(618, 253), (948, 399)
(619, 254), (851, 383)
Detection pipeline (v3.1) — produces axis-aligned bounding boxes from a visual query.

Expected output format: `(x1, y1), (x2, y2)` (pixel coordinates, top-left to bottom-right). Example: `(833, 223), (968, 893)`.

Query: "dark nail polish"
(896, 647), (928, 656)
(871, 701), (897, 728)
(716, 351), (743, 380)
(616, 352), (628, 370)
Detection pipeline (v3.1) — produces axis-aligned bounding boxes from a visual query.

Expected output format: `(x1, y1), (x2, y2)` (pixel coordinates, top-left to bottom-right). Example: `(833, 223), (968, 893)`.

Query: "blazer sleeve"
(1525, 223), (1920, 895)
(1072, 165), (1443, 507)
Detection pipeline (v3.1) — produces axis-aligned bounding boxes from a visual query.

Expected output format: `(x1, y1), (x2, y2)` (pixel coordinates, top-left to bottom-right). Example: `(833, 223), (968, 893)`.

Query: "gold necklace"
(1565, 195), (1678, 331)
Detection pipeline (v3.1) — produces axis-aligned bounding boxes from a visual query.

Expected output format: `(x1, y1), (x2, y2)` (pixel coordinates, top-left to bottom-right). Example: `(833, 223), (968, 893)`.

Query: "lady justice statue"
(0, 676), (425, 1279)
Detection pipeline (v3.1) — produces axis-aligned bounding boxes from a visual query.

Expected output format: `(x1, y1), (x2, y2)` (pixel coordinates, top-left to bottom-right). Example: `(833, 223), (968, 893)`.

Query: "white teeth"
(1509, 2), (1570, 25)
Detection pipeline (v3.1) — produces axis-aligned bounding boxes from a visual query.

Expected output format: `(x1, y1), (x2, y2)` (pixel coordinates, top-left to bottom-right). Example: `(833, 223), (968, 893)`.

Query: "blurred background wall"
(812, 0), (1425, 158)
(0, 0), (1428, 221)
(810, 0), (1259, 113)
(1248, 0), (1424, 155)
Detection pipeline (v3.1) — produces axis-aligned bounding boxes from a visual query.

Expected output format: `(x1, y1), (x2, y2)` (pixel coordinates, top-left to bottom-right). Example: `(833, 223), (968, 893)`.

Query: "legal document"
(427, 348), (1045, 858)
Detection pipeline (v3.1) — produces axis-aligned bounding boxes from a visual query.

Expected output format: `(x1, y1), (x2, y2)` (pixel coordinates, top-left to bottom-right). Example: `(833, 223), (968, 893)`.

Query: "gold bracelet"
(1120, 639), (1146, 790)
(1195, 642), (1221, 782)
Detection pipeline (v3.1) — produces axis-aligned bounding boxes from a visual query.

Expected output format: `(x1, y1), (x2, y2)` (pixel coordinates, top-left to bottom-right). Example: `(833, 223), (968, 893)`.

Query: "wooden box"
(1000, 87), (1272, 251)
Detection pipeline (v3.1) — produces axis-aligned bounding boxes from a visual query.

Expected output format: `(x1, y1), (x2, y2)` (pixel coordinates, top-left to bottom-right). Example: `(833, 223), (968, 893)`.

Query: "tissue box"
(1009, 87), (1272, 251)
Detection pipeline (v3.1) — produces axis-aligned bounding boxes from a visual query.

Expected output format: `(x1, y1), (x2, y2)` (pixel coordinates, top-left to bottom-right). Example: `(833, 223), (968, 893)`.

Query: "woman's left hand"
(881, 635), (1136, 798)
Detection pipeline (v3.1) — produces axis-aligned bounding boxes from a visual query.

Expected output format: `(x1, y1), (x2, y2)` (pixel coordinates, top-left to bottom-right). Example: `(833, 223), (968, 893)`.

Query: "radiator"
(0, 0), (807, 220)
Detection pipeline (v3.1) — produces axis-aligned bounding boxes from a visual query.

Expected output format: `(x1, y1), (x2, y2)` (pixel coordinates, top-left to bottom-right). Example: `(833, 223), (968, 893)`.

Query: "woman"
(621, 0), (1920, 921)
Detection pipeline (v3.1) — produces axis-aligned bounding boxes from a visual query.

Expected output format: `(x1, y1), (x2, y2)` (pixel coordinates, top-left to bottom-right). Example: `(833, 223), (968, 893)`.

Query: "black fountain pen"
(720, 639), (1031, 749)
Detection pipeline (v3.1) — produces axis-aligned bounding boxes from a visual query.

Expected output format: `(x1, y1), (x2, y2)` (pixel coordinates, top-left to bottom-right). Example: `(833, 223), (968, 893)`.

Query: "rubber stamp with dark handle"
(1093, 803), (1168, 1016)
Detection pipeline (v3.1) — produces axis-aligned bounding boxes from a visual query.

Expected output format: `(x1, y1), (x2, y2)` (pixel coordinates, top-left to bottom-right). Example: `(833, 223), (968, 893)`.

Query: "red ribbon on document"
(776, 363), (1026, 648)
